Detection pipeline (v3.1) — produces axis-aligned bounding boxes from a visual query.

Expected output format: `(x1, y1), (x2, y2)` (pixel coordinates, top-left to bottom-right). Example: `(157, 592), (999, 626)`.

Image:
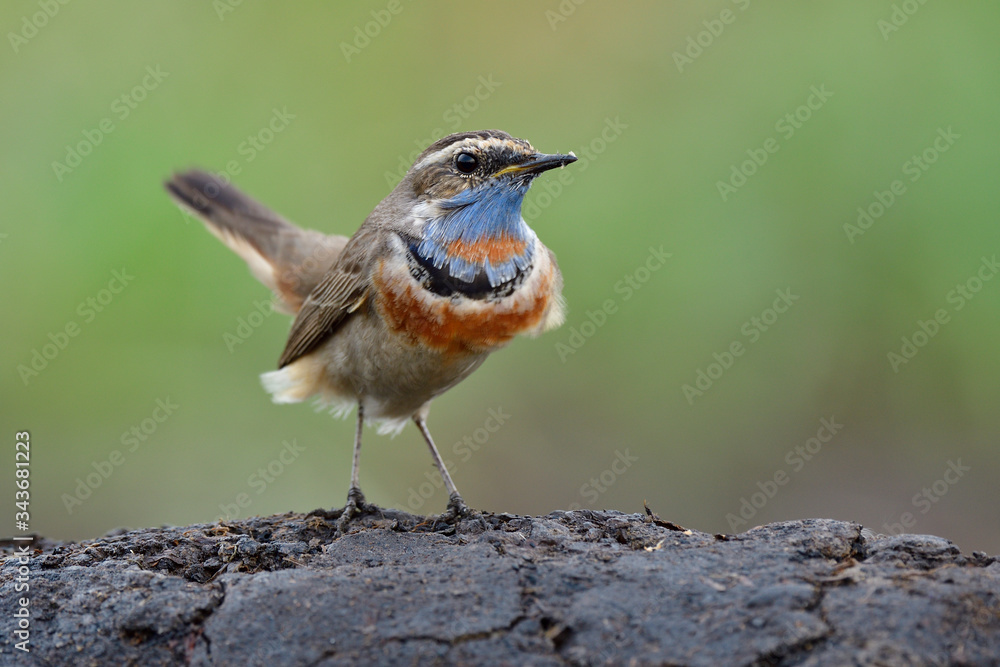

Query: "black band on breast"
(406, 241), (529, 301)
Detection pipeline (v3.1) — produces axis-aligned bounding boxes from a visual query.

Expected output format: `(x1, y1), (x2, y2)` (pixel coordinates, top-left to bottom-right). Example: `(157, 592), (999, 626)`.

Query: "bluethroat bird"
(166, 130), (576, 526)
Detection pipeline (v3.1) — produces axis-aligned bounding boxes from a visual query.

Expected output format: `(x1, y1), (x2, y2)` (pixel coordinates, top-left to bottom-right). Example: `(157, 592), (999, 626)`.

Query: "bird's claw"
(443, 493), (471, 522)
(335, 487), (368, 534)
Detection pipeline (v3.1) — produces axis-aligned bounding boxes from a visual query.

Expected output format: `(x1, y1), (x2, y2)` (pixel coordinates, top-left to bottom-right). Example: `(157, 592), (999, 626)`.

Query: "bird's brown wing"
(276, 225), (378, 368)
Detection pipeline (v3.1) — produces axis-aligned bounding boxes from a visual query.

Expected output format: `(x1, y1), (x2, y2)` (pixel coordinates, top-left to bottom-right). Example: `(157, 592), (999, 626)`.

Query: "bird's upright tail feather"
(165, 170), (348, 313)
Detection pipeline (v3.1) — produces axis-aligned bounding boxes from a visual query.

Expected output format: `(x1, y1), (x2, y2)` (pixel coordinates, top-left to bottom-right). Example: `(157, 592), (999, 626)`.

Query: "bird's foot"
(336, 486), (368, 534)
(442, 492), (472, 523)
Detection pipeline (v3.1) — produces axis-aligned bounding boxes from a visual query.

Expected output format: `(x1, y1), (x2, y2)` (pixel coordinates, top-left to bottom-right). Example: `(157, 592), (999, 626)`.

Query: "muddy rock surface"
(2, 506), (999, 665)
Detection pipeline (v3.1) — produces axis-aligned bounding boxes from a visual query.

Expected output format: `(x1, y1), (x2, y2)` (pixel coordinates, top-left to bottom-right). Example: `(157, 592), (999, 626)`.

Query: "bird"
(165, 129), (576, 527)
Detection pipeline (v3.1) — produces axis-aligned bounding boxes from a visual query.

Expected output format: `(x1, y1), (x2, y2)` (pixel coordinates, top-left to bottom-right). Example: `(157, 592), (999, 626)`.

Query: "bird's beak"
(494, 152), (578, 178)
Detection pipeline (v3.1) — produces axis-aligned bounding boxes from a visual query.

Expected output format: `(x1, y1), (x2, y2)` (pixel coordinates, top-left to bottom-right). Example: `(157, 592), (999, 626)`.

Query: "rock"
(2, 507), (998, 665)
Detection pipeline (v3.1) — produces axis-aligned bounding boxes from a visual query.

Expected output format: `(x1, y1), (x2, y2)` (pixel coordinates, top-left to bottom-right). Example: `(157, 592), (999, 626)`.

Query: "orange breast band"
(445, 237), (529, 266)
(375, 260), (553, 355)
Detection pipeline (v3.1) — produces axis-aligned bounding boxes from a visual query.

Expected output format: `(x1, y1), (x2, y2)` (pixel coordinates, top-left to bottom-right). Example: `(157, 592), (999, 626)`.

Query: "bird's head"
(400, 130), (576, 291)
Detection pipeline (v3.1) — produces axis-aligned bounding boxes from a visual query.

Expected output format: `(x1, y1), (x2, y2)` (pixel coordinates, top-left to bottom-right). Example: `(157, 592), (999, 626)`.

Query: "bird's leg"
(337, 404), (366, 532)
(413, 415), (470, 520)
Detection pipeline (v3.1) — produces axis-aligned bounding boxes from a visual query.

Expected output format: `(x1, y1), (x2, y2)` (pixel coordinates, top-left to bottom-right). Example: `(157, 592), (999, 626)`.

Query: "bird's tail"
(165, 170), (347, 313)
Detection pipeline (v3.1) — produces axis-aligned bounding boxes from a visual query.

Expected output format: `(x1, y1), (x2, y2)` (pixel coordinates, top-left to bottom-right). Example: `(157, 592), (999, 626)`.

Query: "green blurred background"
(3, 2), (998, 553)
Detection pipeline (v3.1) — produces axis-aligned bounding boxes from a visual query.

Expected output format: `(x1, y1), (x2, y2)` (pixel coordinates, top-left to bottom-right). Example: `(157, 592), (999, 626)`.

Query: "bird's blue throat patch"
(413, 180), (535, 288)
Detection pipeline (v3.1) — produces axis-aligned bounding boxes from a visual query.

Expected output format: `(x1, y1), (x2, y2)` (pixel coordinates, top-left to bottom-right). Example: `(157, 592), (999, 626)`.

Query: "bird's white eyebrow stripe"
(412, 137), (533, 172)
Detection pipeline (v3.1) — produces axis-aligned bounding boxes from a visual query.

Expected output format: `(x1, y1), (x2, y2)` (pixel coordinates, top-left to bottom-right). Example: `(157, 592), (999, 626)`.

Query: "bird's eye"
(455, 152), (478, 174)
